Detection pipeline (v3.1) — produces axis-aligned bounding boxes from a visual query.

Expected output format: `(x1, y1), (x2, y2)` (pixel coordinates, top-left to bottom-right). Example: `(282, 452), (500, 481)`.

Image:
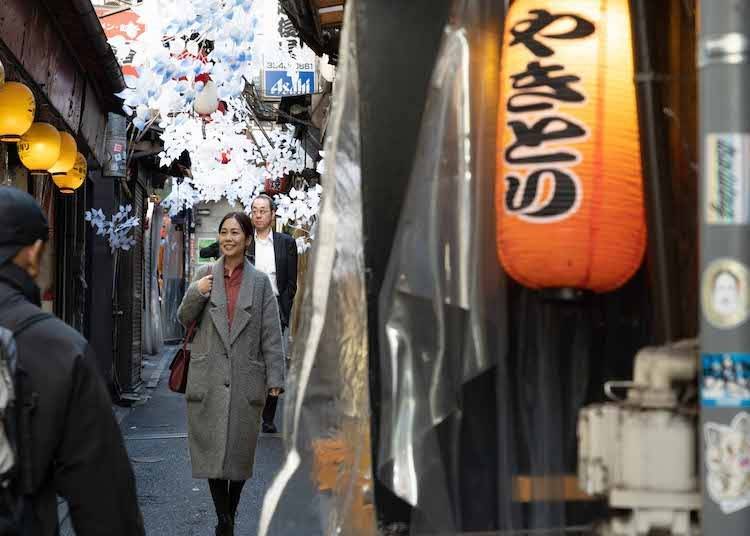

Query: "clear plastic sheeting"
(143, 204), (164, 356)
(258, 1), (376, 535)
(377, 0), (507, 533)
(161, 215), (186, 342)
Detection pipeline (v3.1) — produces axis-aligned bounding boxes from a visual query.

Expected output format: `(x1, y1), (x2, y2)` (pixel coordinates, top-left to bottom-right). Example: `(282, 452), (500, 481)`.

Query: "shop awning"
(279, 0), (345, 62)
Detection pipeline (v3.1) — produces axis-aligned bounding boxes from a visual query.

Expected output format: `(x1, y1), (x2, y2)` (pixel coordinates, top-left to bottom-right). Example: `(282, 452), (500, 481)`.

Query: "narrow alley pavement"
(119, 347), (285, 536)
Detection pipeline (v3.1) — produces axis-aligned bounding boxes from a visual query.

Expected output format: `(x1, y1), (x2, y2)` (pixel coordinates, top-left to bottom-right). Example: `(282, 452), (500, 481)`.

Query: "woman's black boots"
(209, 479), (236, 536)
(215, 514), (234, 536)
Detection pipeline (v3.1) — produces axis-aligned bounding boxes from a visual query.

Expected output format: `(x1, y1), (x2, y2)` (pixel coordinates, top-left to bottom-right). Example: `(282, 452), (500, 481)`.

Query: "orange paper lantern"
(496, 0), (646, 293)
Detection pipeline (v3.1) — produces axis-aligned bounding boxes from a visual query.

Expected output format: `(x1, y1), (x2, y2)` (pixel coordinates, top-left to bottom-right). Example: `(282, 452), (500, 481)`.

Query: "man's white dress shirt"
(254, 231), (279, 297)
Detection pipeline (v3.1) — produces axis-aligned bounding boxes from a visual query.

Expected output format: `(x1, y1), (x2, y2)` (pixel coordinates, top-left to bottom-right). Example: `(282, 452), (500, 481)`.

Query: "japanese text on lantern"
(502, 9), (595, 222)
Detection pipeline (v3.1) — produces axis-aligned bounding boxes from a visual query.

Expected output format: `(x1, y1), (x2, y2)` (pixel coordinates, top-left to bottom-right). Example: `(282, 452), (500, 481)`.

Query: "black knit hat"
(0, 186), (49, 266)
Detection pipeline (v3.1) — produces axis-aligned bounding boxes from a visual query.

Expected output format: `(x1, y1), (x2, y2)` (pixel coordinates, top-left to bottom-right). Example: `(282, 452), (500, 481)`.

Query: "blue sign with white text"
(263, 70), (315, 97)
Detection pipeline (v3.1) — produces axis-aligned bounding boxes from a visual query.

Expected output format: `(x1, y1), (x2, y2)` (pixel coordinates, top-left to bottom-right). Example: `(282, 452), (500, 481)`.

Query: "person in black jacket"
(0, 187), (144, 536)
(248, 194), (298, 434)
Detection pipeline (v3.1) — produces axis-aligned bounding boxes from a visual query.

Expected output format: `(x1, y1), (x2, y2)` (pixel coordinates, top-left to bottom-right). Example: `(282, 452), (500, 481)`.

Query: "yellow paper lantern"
(0, 82), (35, 142)
(52, 152), (86, 194)
(48, 132), (78, 176)
(18, 123), (61, 174)
(496, 0), (646, 293)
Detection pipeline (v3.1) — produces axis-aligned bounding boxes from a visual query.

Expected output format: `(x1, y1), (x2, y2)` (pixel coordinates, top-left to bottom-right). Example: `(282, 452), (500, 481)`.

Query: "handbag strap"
(183, 321), (197, 353)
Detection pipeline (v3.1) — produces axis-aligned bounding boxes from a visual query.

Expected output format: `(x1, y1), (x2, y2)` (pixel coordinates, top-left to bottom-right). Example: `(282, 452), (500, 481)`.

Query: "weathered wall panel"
(79, 82), (108, 166)
(47, 42), (84, 132)
(0, 0), (34, 60)
(20, 4), (54, 88)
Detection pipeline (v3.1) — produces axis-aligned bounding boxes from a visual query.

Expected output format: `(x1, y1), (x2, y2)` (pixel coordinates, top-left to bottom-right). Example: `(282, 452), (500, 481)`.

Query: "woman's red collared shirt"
(224, 262), (244, 327)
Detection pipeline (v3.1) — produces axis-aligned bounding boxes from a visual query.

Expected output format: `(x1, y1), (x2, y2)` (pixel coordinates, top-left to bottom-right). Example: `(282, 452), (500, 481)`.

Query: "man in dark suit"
(249, 194), (298, 433)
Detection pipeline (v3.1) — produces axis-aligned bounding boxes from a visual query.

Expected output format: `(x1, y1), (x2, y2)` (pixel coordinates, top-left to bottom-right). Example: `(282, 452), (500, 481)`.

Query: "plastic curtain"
(143, 204), (164, 355)
(161, 216), (185, 342)
(258, 2), (377, 535)
(377, 0), (508, 533)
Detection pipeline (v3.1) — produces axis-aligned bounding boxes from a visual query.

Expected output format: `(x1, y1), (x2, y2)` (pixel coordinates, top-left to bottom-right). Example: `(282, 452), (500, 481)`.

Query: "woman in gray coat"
(177, 211), (284, 536)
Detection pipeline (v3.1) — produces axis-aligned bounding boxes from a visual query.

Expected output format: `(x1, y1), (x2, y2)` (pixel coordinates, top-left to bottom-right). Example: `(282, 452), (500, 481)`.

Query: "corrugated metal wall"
(114, 179), (146, 393)
(130, 182), (145, 386)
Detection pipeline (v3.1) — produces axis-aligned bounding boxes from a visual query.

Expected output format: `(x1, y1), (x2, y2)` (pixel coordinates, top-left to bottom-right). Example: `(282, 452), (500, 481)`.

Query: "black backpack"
(0, 313), (51, 536)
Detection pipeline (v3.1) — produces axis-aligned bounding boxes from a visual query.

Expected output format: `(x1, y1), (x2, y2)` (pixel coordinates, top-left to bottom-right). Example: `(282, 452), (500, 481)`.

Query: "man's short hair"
(252, 194), (276, 212)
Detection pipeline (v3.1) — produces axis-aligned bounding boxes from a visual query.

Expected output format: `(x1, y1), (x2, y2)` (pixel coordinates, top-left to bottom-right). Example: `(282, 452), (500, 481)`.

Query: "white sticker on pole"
(706, 133), (750, 224)
(705, 412), (750, 514)
(702, 258), (750, 329)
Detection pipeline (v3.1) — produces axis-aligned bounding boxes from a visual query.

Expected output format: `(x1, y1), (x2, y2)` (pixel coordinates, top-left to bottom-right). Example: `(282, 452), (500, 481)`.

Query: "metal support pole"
(699, 1), (750, 533)
(0, 144), (9, 186)
(630, 0), (680, 344)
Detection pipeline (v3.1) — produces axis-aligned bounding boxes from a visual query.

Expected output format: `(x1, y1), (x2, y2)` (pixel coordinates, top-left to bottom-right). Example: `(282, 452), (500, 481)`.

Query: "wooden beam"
(319, 10), (344, 26)
(313, 0), (345, 7)
(513, 475), (597, 503)
(314, 0), (344, 27)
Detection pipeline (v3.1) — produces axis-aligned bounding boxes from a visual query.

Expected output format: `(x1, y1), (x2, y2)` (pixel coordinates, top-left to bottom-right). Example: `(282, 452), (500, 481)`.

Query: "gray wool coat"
(177, 257), (285, 480)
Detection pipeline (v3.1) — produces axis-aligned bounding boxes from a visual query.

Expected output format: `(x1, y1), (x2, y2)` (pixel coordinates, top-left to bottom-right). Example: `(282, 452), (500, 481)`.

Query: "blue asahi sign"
(262, 60), (316, 97)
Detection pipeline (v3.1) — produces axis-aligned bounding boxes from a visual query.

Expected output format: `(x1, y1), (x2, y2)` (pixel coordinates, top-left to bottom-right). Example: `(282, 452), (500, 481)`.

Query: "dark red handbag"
(169, 321), (197, 394)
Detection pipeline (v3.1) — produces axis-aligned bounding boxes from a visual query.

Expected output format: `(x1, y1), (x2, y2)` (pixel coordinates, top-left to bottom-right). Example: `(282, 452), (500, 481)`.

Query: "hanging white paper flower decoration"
(85, 206), (141, 252)
(111, 1), (324, 240)
(274, 182), (322, 253)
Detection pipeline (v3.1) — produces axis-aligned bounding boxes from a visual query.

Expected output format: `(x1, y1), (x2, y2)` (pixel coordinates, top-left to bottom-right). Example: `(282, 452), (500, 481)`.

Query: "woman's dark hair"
(218, 211), (254, 239)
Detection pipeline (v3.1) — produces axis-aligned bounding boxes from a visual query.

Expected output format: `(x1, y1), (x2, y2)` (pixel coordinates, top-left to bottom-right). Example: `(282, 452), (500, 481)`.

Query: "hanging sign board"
(97, 8), (145, 78)
(262, 61), (316, 98)
(104, 113), (127, 178)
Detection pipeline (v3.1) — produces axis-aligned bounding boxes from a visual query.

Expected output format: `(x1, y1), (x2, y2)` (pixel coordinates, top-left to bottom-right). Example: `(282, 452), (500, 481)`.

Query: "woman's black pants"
(208, 479), (246, 520)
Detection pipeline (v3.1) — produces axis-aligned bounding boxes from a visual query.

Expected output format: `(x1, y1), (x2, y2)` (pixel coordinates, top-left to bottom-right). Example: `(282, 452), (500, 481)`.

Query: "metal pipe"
(630, 0), (681, 344)
(631, 340), (698, 391)
(698, 1), (750, 534)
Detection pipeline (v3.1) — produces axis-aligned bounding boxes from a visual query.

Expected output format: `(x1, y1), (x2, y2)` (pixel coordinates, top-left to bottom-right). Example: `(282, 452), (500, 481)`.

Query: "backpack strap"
(0, 313), (52, 379)
(0, 311), (51, 535)
(11, 313), (53, 338)
(11, 315), (50, 495)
